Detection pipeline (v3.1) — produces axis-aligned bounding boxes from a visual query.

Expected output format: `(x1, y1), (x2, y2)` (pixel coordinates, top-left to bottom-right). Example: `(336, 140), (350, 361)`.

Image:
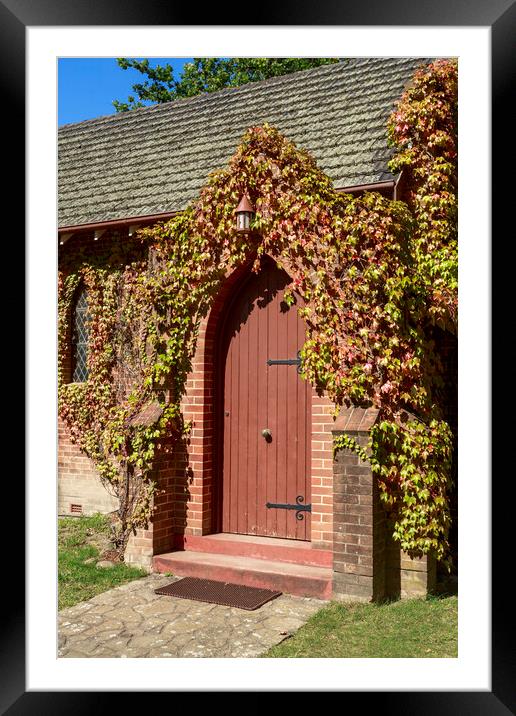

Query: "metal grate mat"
(154, 577), (282, 610)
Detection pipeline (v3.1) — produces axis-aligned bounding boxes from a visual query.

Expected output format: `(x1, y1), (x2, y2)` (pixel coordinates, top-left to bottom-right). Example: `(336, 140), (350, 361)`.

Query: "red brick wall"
(60, 237), (336, 563)
(164, 261), (335, 549)
(126, 264), (249, 565)
(126, 259), (336, 564)
(310, 390), (335, 548)
(58, 417), (118, 517)
(58, 230), (145, 518)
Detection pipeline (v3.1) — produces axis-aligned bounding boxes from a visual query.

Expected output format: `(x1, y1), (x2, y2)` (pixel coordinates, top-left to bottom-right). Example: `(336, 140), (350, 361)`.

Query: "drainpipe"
(393, 171), (403, 201)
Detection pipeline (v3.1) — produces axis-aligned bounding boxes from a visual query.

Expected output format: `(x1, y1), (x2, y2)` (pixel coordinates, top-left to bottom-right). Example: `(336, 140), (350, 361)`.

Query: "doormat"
(154, 577), (282, 610)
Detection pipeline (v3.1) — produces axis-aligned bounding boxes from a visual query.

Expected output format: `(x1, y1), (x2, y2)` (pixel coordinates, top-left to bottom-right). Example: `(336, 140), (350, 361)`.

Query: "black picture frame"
(12, 0), (509, 711)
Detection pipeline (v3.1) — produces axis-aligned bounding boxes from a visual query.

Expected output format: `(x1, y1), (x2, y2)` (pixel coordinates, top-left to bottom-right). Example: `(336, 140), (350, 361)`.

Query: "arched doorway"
(215, 257), (312, 540)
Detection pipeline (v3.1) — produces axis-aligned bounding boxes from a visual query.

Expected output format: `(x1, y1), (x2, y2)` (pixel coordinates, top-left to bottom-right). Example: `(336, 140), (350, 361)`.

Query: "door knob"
(261, 428), (272, 440)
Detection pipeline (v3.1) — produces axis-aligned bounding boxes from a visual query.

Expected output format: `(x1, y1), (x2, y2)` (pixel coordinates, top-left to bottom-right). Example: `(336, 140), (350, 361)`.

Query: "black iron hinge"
(266, 495), (311, 521)
(267, 350), (302, 373)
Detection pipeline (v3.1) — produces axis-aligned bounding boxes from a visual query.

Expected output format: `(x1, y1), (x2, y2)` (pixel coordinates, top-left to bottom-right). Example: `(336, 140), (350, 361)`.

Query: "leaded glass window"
(72, 288), (89, 382)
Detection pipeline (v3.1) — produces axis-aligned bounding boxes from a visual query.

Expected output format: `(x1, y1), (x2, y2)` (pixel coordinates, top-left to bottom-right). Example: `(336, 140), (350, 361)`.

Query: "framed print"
(11, 0), (510, 710)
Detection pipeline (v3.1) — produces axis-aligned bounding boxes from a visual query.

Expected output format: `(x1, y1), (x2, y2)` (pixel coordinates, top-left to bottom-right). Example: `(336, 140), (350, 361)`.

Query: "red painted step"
(153, 551), (333, 600)
(173, 533), (332, 568)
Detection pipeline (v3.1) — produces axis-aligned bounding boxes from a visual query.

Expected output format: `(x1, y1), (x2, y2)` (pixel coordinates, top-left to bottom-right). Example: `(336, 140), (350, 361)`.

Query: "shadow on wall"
(221, 255), (289, 349)
(151, 415), (194, 555)
(433, 326), (458, 585)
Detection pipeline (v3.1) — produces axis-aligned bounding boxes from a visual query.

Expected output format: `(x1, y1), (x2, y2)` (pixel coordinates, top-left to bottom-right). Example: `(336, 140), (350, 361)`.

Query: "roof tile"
(58, 58), (431, 227)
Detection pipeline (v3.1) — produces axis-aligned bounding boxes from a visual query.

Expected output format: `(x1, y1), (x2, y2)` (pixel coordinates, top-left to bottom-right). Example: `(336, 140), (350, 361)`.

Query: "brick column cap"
(331, 406), (380, 433)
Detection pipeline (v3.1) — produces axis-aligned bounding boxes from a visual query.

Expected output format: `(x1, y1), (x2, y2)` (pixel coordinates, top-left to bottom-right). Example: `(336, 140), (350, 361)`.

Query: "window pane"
(72, 289), (89, 382)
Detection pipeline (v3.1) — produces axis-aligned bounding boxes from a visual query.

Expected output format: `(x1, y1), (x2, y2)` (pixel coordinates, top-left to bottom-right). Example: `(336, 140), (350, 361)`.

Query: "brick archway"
(179, 255), (335, 548)
(181, 259), (257, 537)
(125, 256), (336, 566)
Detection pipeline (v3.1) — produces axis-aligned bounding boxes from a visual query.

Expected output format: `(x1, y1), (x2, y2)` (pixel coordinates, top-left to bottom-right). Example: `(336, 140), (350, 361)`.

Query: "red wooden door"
(221, 259), (312, 540)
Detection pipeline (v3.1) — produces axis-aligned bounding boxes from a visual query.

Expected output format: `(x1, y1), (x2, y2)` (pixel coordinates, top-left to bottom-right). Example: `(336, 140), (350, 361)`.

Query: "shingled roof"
(58, 57), (430, 229)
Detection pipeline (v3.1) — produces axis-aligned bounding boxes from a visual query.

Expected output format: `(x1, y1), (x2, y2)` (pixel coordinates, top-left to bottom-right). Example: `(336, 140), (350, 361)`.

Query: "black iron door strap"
(267, 350), (302, 372)
(266, 495), (311, 521)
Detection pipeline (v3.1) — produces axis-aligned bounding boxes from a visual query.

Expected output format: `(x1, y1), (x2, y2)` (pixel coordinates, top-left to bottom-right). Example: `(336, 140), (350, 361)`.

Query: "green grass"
(58, 513), (147, 610)
(263, 595), (458, 658)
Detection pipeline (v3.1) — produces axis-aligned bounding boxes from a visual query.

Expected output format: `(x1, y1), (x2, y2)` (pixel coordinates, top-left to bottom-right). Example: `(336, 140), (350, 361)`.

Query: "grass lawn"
(263, 594), (458, 658)
(58, 513), (147, 610)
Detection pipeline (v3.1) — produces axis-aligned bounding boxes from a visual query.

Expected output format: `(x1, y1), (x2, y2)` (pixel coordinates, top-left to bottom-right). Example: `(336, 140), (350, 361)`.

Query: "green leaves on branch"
(334, 434), (368, 463)
(387, 59), (458, 332)
(113, 57), (340, 112)
(369, 416), (453, 562)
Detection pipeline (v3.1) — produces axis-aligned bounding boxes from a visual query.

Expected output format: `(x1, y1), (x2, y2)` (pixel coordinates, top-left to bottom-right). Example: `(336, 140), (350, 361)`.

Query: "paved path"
(58, 574), (324, 658)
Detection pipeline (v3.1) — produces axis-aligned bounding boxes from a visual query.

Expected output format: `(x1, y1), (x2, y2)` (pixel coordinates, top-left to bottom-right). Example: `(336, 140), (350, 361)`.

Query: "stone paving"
(58, 574), (325, 658)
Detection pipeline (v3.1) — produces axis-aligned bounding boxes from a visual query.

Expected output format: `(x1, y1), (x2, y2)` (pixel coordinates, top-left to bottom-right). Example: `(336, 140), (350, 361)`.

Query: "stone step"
(153, 550), (333, 600)
(173, 532), (333, 568)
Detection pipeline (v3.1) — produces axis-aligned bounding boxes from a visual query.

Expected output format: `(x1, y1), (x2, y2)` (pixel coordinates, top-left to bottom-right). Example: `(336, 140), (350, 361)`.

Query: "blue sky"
(58, 58), (192, 126)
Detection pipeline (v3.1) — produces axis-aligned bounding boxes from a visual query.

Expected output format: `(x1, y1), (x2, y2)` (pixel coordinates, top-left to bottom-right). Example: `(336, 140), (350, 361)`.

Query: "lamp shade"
(234, 194), (255, 230)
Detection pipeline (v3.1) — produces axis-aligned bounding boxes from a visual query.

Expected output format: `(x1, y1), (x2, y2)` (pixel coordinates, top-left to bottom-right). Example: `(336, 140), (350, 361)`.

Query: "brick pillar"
(400, 552), (436, 597)
(385, 538), (437, 598)
(125, 429), (184, 570)
(331, 407), (386, 603)
(332, 406), (437, 602)
(125, 526), (154, 571)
